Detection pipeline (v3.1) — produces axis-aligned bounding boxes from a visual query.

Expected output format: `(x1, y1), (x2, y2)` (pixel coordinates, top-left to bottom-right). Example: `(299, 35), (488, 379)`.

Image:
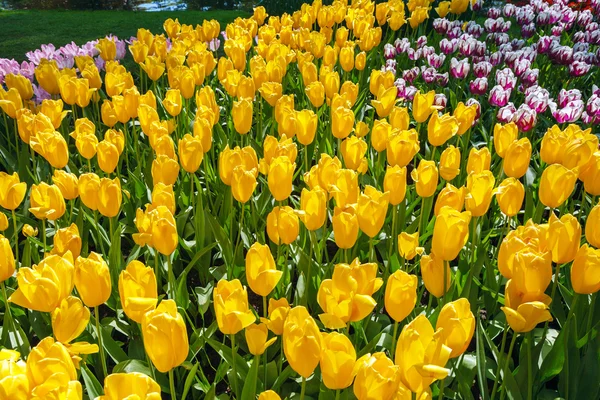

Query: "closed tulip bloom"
(245, 323), (277, 356)
(547, 212), (581, 264)
(493, 122), (518, 158)
(51, 224), (81, 259)
(22, 224), (38, 237)
(9, 253), (75, 312)
(178, 134), (204, 173)
(0, 234), (15, 282)
(232, 166), (258, 203)
(494, 178), (524, 217)
(35, 59), (61, 95)
(411, 160), (439, 198)
(219, 145), (259, 186)
(412, 90), (436, 123)
(266, 206), (298, 245)
(539, 164), (578, 209)
(268, 156), (295, 201)
(232, 98), (253, 135)
(70, 118), (98, 160)
(26, 337), (77, 387)
(502, 280), (552, 333)
(398, 232), (425, 261)
(246, 242), (282, 297)
(97, 140), (119, 174)
(390, 107), (410, 131)
(333, 205), (359, 249)
(439, 145), (460, 181)
(357, 186), (390, 238)
(300, 187), (327, 231)
(305, 81), (325, 108)
(436, 298), (475, 358)
(453, 102), (477, 136)
(580, 152), (600, 196)
(320, 332), (356, 390)
(0, 172), (27, 210)
(355, 51), (366, 70)
(142, 299), (188, 373)
(98, 372), (160, 400)
(571, 245), (600, 294)
(75, 252), (111, 307)
(101, 100), (118, 128)
(97, 177), (122, 218)
(395, 315), (451, 392)
(259, 82), (283, 106)
(434, 184), (466, 216)
(384, 165), (407, 206)
(511, 249), (553, 297)
(161, 89), (182, 117)
(258, 391), (281, 400)
(213, 279), (256, 335)
(341, 136), (368, 172)
(385, 270), (418, 322)
(339, 46), (354, 72)
(466, 147), (491, 174)
(354, 121), (369, 138)
(428, 112), (459, 147)
(16, 108), (34, 144)
(465, 171), (495, 217)
(152, 155), (180, 186)
(372, 86), (398, 118)
(30, 130), (69, 169)
(96, 37), (117, 60)
(0, 87), (23, 118)
(51, 296), (90, 344)
(29, 183), (66, 221)
(283, 306), (322, 378)
(587, 205), (600, 248)
(5, 73), (33, 100)
(118, 260), (158, 323)
(78, 173), (100, 211)
(503, 138), (531, 178)
(387, 128), (421, 168)
(260, 297), (290, 336)
(141, 56), (165, 81)
(332, 106), (355, 139)
(52, 170), (78, 200)
(421, 253), (452, 298)
(562, 133), (598, 171)
(147, 206), (177, 256)
(0, 214), (7, 231)
(353, 352), (399, 400)
(540, 125), (568, 165)
(372, 119), (391, 152)
(295, 109), (318, 145)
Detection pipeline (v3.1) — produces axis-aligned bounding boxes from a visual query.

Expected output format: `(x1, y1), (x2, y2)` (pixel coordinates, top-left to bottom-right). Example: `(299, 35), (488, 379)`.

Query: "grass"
(0, 10), (248, 62)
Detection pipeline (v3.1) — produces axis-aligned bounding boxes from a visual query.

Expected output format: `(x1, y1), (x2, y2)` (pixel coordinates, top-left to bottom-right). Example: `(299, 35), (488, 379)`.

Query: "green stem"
(42, 219), (46, 255)
(11, 210), (19, 266)
(94, 306), (108, 379)
(390, 321), (399, 358)
(167, 255), (174, 299)
(1, 281), (24, 356)
(154, 250), (160, 291)
(300, 377), (306, 400)
(499, 333), (518, 400)
(527, 332), (533, 400)
(438, 377), (446, 400)
(368, 237), (374, 263)
(490, 325), (509, 400)
(232, 205), (245, 279)
(335, 390), (340, 400)
(388, 205), (398, 275)
(585, 293), (597, 351)
(169, 369), (177, 400)
(231, 334), (239, 397)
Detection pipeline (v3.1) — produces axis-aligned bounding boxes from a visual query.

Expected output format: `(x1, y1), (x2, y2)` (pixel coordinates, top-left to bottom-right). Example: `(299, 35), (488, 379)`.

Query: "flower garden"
(0, 0), (600, 398)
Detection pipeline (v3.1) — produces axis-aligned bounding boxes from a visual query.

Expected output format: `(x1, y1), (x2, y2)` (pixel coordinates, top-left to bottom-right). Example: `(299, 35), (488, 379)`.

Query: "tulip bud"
(178, 134), (204, 173)
(398, 232), (425, 261)
(52, 170), (79, 200)
(466, 147), (491, 174)
(571, 245), (600, 294)
(98, 177), (122, 218)
(587, 205), (600, 249)
(283, 306), (322, 378)
(465, 171), (495, 217)
(51, 296), (90, 344)
(0, 172), (27, 211)
(118, 261), (157, 323)
(320, 332), (357, 390)
(246, 242), (282, 297)
(547, 212), (581, 264)
(412, 90), (436, 123)
(385, 270), (418, 322)
(213, 279), (256, 335)
(411, 160), (439, 198)
(428, 112), (459, 147)
(245, 323), (277, 356)
(431, 206), (471, 261)
(232, 98), (253, 135)
(357, 186), (390, 238)
(0, 234), (15, 282)
(295, 109), (318, 145)
(434, 184), (466, 216)
(503, 137), (532, 178)
(493, 122), (518, 158)
(353, 352), (399, 400)
(384, 165), (407, 206)
(494, 178), (524, 217)
(332, 205), (359, 249)
(98, 372), (161, 400)
(29, 183), (66, 221)
(75, 252), (111, 308)
(300, 187), (327, 231)
(268, 156), (295, 201)
(22, 224), (38, 237)
(436, 298), (475, 358)
(539, 164), (578, 209)
(440, 145), (461, 181)
(260, 297), (290, 336)
(142, 299), (188, 373)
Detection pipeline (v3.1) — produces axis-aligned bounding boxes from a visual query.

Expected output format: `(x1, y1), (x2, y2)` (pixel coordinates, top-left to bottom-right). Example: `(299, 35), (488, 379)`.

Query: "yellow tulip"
(97, 372), (161, 400)
(511, 249), (553, 298)
(22, 224), (38, 237)
(0, 87), (23, 118)
(50, 223), (81, 259)
(75, 252), (111, 308)
(571, 245), (600, 294)
(232, 98), (253, 135)
(428, 112), (459, 147)
(246, 242), (282, 297)
(260, 297), (290, 336)
(384, 165), (407, 206)
(51, 296), (90, 344)
(151, 155), (180, 186)
(411, 160), (439, 198)
(385, 269), (418, 322)
(232, 166), (258, 203)
(26, 337), (77, 388)
(453, 102), (478, 136)
(587, 205), (600, 248)
(30, 129), (69, 169)
(283, 306), (322, 378)
(502, 280), (552, 333)
(118, 260), (158, 323)
(0, 172), (27, 210)
(35, 59), (62, 95)
(29, 183), (66, 221)
(332, 106), (355, 139)
(97, 37), (117, 60)
(52, 170), (78, 201)
(5, 73), (33, 100)
(387, 129), (420, 167)
(494, 122), (518, 158)
(97, 140), (119, 174)
(78, 173), (100, 211)
(70, 118), (98, 160)
(320, 332), (356, 390)
(434, 184), (466, 216)
(436, 298), (475, 358)
(353, 352), (399, 400)
(295, 109), (318, 145)
(332, 204), (359, 249)
(305, 81), (325, 108)
(580, 152), (600, 196)
(266, 206), (299, 245)
(341, 136), (368, 172)
(9, 253), (75, 312)
(0, 234), (15, 282)
(547, 212), (581, 264)
(97, 177), (122, 218)
(259, 81), (283, 106)
(466, 147), (491, 174)
(398, 232), (425, 261)
(412, 90), (436, 123)
(372, 86), (398, 118)
(503, 138), (532, 178)
(539, 164), (578, 209)
(245, 323), (277, 356)
(268, 156), (295, 201)
(494, 178), (524, 217)
(465, 171), (495, 217)
(300, 187), (327, 231)
(421, 253), (452, 298)
(178, 134), (204, 173)
(357, 186), (390, 238)
(0, 213), (7, 231)
(213, 279), (256, 335)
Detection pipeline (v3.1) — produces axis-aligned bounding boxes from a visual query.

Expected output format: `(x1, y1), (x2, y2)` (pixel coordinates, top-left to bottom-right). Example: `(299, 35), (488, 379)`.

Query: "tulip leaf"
(241, 355), (260, 400)
(271, 365), (294, 392)
(206, 336), (250, 377)
(181, 362), (200, 400)
(195, 282), (214, 316)
(206, 210), (233, 269)
(101, 326), (129, 364)
(476, 317), (490, 400)
(81, 363), (103, 399)
(538, 327), (565, 384)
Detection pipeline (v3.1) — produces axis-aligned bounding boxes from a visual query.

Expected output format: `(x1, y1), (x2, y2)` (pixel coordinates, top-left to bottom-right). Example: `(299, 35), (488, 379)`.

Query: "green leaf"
(113, 359), (152, 375)
(241, 355), (260, 400)
(206, 210), (233, 268)
(195, 281), (214, 316)
(101, 325), (129, 364)
(206, 336), (250, 377)
(181, 362), (200, 400)
(538, 328), (565, 384)
(271, 365), (294, 392)
(476, 318), (490, 400)
(81, 363), (104, 399)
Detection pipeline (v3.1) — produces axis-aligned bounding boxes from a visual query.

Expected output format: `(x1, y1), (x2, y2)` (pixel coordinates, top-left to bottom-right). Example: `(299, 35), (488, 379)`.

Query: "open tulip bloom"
(1, 0), (600, 399)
